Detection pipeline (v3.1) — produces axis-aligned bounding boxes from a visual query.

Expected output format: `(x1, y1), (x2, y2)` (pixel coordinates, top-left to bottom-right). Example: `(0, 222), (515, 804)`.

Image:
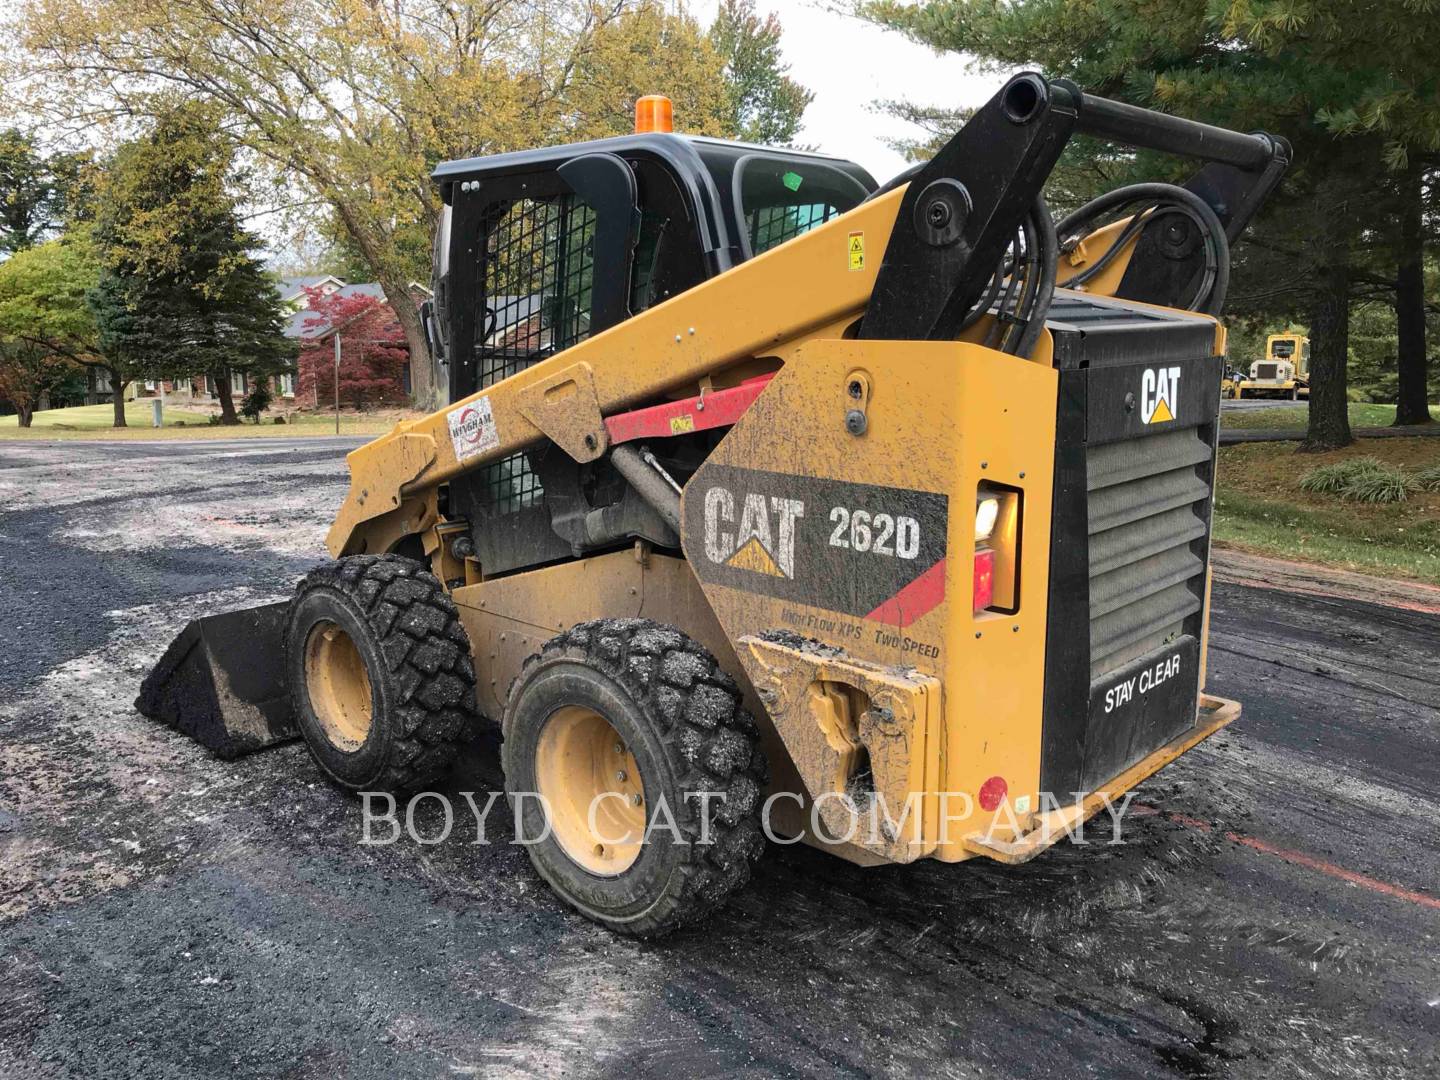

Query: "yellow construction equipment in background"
(1235, 332), (1310, 400)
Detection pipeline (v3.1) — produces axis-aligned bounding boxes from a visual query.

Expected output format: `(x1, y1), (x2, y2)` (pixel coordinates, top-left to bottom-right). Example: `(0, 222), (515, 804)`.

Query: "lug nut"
(616, 770), (627, 783)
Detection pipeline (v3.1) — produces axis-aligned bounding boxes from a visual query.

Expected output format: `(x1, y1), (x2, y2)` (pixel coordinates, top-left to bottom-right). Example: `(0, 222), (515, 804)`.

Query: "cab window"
(735, 157), (870, 258)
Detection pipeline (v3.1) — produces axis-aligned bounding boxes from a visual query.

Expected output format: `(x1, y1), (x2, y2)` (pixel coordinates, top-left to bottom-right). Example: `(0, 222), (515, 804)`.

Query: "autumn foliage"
(296, 287), (409, 409)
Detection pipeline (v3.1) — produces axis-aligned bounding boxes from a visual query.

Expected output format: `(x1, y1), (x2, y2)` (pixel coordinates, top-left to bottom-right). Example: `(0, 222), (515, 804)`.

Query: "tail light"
(975, 484), (1019, 614)
(973, 548), (995, 613)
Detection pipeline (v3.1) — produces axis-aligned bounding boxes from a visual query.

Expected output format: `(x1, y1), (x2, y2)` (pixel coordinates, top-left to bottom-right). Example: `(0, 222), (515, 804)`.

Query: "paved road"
(1, 439), (1436, 1079)
(1219, 399), (1307, 412)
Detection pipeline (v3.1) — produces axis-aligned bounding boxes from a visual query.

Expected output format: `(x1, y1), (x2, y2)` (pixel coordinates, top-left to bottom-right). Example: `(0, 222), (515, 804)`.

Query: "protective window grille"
(749, 202), (840, 255)
(475, 194), (597, 514)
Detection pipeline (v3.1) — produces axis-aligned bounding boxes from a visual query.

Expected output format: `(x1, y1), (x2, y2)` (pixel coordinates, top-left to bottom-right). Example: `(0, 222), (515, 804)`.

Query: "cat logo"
(703, 487), (805, 579)
(1141, 366), (1182, 424)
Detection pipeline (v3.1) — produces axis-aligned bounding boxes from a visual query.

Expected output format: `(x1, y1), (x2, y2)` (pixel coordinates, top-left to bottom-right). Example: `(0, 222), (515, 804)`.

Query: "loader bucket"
(135, 601), (298, 759)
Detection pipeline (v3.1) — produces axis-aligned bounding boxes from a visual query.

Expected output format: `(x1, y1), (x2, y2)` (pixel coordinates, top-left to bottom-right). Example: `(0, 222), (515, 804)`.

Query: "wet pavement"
(1, 438), (1436, 1079)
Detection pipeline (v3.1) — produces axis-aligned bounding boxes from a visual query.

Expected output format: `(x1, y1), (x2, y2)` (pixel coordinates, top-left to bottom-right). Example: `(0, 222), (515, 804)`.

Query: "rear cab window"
(733, 156), (871, 258)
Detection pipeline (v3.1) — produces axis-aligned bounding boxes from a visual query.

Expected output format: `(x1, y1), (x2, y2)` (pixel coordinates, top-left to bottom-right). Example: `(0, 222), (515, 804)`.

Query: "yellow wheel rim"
(534, 706), (646, 875)
(303, 621), (374, 750)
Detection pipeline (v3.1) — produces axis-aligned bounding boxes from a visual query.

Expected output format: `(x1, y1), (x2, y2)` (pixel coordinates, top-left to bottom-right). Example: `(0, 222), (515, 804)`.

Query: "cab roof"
(432, 132), (876, 192)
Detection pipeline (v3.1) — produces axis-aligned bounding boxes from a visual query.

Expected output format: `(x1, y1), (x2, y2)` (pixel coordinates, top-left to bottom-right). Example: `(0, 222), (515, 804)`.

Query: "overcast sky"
(690, 0), (998, 183)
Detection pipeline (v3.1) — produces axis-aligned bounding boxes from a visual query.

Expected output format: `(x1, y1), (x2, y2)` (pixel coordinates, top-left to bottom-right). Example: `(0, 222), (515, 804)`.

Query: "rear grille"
(1086, 427), (1211, 678)
(1255, 362), (1278, 380)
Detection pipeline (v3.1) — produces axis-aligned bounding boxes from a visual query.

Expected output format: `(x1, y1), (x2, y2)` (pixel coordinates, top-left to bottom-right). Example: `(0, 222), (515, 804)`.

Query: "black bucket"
(135, 601), (298, 759)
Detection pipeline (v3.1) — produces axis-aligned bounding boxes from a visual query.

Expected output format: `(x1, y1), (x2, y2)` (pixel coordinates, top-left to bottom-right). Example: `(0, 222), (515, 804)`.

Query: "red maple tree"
(296, 286), (410, 409)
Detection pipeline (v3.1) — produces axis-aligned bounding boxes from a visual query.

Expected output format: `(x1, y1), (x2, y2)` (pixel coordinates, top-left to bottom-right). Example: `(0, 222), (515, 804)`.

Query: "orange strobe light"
(634, 95), (674, 134)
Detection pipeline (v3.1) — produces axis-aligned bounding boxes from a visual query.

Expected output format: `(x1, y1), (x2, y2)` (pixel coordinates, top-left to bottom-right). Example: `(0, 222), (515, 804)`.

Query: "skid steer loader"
(139, 74), (1289, 935)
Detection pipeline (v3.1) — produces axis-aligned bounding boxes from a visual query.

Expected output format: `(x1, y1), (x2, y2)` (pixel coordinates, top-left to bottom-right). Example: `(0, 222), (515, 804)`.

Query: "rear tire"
(285, 554), (480, 792)
(502, 619), (767, 937)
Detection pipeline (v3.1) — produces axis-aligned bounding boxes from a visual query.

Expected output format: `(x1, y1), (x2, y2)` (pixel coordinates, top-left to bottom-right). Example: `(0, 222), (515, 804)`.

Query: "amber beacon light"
(634, 95), (674, 134)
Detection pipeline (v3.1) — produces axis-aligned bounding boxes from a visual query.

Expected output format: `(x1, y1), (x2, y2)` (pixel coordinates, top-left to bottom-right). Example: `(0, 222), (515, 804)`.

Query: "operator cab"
(426, 103), (875, 406)
(422, 99), (875, 577)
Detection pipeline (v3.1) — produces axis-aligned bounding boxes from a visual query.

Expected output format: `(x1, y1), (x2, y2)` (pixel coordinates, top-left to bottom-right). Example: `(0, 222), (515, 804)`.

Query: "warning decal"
(446, 395), (500, 463)
(847, 231), (865, 272)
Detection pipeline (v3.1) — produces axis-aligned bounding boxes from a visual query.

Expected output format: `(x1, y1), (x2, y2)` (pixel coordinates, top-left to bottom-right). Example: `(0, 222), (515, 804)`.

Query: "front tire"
(285, 554), (480, 791)
(502, 619), (767, 937)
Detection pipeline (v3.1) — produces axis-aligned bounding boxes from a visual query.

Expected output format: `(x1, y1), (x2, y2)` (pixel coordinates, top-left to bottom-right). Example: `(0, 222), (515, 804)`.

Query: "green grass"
(1214, 438), (1440, 584)
(1219, 402), (1428, 431)
(0, 401), (401, 439)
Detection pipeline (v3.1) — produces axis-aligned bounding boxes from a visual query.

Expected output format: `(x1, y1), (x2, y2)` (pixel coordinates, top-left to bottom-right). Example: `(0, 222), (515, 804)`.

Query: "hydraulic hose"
(1055, 182), (1229, 315)
(1012, 195), (1058, 359)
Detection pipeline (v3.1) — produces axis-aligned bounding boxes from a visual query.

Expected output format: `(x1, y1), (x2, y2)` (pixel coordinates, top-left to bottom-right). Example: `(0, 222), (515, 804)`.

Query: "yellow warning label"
(847, 231), (865, 272)
(669, 414), (696, 435)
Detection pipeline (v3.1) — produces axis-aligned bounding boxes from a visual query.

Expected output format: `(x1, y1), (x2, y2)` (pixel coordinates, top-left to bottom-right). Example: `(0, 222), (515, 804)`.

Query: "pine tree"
(88, 103), (295, 426)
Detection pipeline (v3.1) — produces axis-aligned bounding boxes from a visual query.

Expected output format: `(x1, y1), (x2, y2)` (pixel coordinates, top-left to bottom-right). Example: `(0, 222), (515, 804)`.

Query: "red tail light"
(973, 548), (994, 612)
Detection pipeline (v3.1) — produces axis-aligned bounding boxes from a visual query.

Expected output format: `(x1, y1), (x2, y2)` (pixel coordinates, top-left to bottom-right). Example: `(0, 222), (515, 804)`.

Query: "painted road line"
(1134, 803), (1440, 911)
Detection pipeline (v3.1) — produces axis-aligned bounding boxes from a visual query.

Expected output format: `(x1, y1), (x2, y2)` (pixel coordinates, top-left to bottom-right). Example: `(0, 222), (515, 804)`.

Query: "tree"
(1392, 164), (1434, 424)
(564, 2), (731, 140)
(84, 270), (150, 426)
(0, 240), (95, 425)
(0, 129), (90, 255)
(88, 104), (296, 426)
(296, 288), (410, 411)
(11, 1), (817, 408)
(859, 0), (1440, 450)
(11, 0), (629, 408)
(708, 0), (812, 145)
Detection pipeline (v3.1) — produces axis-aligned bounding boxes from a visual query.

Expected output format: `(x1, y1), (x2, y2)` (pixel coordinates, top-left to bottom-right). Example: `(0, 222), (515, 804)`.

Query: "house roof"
(276, 274), (347, 302)
(284, 283), (393, 339)
(289, 288), (419, 345)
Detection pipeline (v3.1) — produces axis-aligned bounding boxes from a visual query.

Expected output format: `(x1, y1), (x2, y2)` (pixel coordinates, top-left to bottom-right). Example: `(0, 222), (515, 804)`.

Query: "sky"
(690, 0), (998, 183)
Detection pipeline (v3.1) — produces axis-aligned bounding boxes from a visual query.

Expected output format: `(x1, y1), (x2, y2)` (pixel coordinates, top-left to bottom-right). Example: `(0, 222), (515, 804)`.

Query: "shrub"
(1299, 457), (1417, 503)
(240, 380), (273, 423)
(1298, 457), (1387, 495)
(1344, 468), (1417, 503)
(1413, 463), (1440, 493)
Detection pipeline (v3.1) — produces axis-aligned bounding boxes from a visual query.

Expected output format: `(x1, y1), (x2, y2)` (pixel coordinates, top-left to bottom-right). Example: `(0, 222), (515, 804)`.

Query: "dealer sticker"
(446, 396), (499, 462)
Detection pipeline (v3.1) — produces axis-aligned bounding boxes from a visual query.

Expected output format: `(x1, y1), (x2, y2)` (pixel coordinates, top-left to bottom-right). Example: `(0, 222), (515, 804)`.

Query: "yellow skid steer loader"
(139, 74), (1289, 935)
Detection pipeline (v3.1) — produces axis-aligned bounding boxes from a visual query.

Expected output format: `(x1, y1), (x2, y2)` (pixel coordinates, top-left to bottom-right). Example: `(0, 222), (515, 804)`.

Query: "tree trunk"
(1302, 259), (1353, 452)
(214, 368), (240, 425)
(111, 371), (128, 427)
(1394, 164), (1433, 426)
(380, 271), (437, 410)
(17, 404), (33, 428)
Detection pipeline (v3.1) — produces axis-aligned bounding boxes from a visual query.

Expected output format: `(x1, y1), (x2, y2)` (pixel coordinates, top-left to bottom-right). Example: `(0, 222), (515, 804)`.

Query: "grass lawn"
(0, 401), (403, 439)
(1220, 401), (1439, 430)
(1213, 436), (1440, 584)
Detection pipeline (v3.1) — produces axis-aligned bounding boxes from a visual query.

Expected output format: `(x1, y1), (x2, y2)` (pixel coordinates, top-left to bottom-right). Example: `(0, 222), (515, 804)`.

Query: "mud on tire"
(502, 618), (768, 937)
(285, 554), (480, 792)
